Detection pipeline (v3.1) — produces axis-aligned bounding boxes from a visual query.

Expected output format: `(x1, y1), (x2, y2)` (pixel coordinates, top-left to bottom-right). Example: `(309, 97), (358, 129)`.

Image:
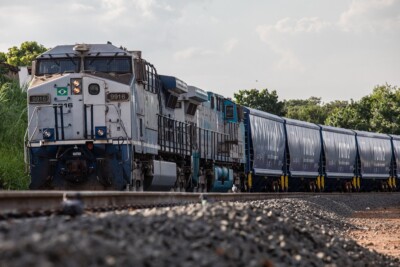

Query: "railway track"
(0, 191), (397, 218)
(0, 191), (399, 266)
(0, 191), (298, 217)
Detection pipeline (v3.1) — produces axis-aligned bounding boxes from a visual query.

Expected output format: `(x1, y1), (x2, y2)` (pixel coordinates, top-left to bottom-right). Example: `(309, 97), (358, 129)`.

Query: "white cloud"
(256, 17), (329, 71)
(0, 1), (399, 102)
(295, 17), (330, 33)
(223, 38), (238, 54)
(264, 17), (330, 35)
(173, 47), (216, 60)
(130, 0), (189, 20)
(134, 0), (156, 18)
(174, 38), (237, 61)
(275, 49), (305, 71)
(70, 3), (95, 12)
(339, 0), (400, 32)
(174, 47), (197, 60)
(100, 0), (126, 20)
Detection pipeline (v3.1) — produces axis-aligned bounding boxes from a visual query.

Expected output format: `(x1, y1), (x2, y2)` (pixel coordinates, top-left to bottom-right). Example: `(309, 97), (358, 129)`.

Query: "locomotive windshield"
(36, 58), (80, 75)
(84, 57), (132, 74)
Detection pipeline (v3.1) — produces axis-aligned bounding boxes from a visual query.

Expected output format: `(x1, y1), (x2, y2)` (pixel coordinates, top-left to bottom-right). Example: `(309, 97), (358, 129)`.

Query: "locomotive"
(25, 43), (398, 192)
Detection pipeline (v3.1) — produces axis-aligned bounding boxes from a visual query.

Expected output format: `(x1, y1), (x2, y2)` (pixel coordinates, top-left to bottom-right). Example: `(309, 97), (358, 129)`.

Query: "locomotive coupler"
(132, 160), (144, 191)
(176, 166), (186, 192)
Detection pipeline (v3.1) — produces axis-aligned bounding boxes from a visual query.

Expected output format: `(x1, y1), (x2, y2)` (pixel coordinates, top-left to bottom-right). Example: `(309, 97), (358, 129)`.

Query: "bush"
(0, 80), (30, 189)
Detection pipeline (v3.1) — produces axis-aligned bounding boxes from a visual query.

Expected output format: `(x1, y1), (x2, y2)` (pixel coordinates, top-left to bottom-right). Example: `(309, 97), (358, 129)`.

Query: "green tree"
(326, 84), (400, 134)
(6, 41), (47, 66)
(234, 88), (285, 116)
(325, 100), (370, 130)
(0, 52), (6, 62)
(0, 64), (12, 84)
(323, 100), (349, 114)
(0, 80), (29, 189)
(367, 84), (400, 134)
(284, 97), (328, 124)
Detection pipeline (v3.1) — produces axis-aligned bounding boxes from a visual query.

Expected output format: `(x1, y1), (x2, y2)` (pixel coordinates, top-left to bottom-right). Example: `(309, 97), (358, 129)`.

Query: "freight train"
(25, 43), (398, 192)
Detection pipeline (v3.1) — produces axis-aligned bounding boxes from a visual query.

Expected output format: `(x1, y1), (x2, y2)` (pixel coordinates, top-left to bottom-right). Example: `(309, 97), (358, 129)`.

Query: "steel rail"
(0, 191), (398, 217)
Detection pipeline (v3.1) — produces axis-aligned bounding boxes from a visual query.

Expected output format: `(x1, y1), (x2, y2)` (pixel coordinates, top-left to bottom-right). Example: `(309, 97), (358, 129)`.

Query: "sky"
(0, 0), (399, 102)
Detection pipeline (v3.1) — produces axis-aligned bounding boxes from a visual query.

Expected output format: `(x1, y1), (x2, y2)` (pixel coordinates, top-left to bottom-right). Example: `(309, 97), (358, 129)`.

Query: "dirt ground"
(346, 207), (400, 259)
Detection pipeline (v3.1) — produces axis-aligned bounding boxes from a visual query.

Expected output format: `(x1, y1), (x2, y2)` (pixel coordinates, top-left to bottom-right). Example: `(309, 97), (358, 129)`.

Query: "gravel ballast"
(0, 194), (399, 267)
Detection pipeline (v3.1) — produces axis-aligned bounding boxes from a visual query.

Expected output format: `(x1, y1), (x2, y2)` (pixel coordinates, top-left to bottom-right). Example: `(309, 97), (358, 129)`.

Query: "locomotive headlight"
(43, 129), (52, 138)
(73, 79), (80, 87)
(73, 87), (81, 94)
(95, 126), (107, 139)
(70, 78), (82, 95)
(42, 128), (54, 140)
(97, 128), (105, 136)
(88, 83), (100, 95)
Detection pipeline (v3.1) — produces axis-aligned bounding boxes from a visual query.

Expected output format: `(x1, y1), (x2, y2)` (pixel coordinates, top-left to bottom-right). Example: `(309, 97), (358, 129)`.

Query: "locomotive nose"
(63, 159), (89, 183)
(58, 146), (94, 184)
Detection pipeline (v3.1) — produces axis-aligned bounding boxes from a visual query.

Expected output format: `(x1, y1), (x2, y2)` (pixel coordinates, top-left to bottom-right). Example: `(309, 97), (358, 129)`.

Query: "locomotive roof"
(38, 44), (129, 58)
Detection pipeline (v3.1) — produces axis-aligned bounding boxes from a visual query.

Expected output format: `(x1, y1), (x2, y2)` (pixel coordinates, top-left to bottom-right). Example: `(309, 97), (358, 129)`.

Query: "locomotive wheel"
(309, 182), (316, 192)
(272, 182), (279, 192)
(380, 182), (385, 192)
(346, 183), (351, 192)
(279, 183), (284, 192)
(134, 180), (143, 192)
(202, 184), (207, 193)
(343, 183), (349, 193)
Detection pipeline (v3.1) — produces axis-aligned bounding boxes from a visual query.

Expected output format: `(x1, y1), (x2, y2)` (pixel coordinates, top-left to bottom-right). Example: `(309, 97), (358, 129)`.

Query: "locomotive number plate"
(106, 92), (130, 102)
(29, 94), (51, 104)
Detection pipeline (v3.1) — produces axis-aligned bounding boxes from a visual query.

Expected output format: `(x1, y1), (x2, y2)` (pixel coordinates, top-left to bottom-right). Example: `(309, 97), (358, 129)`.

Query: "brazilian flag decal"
(57, 87), (68, 96)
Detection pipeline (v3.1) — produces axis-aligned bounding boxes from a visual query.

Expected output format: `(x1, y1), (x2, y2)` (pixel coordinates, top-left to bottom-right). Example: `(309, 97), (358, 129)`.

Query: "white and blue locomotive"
(26, 43), (244, 191)
(26, 43), (398, 192)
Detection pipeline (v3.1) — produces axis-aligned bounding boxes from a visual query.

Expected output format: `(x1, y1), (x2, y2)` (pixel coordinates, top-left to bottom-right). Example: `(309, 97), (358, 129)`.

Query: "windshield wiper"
(107, 53), (121, 65)
(48, 54), (60, 66)
(88, 52), (101, 65)
(65, 53), (77, 65)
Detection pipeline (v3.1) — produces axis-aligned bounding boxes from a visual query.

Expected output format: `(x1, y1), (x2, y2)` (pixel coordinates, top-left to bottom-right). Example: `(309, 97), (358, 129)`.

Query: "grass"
(0, 79), (30, 189)
(0, 145), (29, 189)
